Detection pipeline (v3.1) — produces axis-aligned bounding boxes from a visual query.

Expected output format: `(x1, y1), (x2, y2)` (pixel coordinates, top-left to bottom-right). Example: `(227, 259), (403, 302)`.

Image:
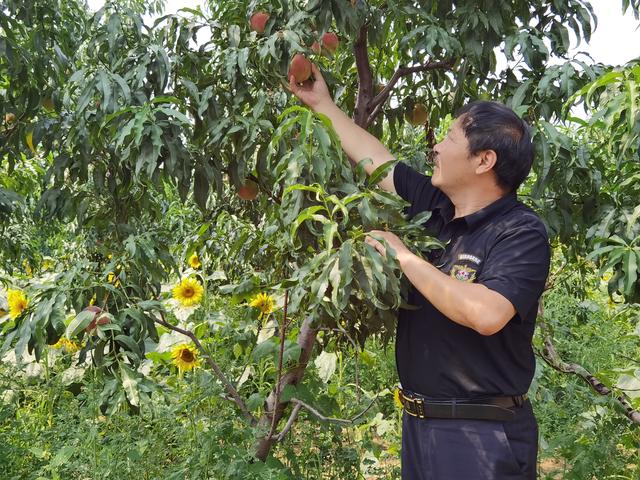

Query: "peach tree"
(2, 0), (639, 465)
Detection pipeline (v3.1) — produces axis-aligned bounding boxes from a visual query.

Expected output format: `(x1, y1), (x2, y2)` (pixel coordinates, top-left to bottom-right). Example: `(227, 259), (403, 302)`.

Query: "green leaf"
(156, 106), (191, 124)
(368, 159), (398, 186)
(252, 339), (277, 362)
(247, 392), (265, 411)
(282, 340), (302, 365)
(624, 250), (638, 295)
(291, 205), (329, 240)
(314, 350), (337, 383)
(120, 364), (140, 407)
(51, 445), (75, 468)
(115, 334), (142, 360)
(65, 310), (95, 339)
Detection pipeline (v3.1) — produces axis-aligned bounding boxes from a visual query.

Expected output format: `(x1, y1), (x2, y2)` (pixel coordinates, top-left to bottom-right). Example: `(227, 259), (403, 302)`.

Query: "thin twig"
(274, 402), (303, 442)
(154, 313), (257, 425)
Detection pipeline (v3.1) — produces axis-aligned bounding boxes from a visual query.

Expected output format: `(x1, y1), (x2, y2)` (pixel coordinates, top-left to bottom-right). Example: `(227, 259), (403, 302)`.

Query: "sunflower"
(188, 253), (201, 269)
(7, 289), (28, 319)
(249, 292), (275, 319)
(172, 278), (204, 307)
(52, 337), (82, 353)
(393, 388), (404, 410)
(171, 343), (200, 371)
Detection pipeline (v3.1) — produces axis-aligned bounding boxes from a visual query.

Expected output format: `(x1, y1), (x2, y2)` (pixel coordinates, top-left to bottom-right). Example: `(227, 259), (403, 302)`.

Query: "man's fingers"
(310, 63), (323, 79)
(288, 75), (297, 93)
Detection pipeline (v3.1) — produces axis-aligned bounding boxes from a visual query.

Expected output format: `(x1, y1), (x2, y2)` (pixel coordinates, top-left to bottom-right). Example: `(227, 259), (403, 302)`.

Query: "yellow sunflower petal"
(7, 289), (28, 320)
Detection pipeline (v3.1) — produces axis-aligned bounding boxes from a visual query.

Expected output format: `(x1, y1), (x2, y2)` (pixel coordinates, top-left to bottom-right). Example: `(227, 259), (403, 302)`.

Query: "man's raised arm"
(289, 63), (396, 194)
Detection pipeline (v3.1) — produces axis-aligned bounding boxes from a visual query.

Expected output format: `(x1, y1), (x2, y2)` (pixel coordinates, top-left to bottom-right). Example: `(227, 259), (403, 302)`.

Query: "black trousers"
(401, 399), (538, 479)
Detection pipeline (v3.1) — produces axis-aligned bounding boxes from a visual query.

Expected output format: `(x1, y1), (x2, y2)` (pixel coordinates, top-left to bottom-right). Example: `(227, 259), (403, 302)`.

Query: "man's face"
(431, 118), (477, 192)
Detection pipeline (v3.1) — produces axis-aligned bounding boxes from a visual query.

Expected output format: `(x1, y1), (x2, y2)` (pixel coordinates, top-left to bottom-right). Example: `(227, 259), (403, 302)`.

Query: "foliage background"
(2, 0), (640, 478)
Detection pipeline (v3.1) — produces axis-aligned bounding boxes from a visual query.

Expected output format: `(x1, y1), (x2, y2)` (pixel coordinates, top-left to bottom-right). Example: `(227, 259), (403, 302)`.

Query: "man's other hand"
(365, 230), (411, 264)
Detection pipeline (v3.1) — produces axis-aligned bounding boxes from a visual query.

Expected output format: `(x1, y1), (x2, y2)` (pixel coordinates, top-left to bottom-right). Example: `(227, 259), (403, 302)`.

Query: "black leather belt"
(398, 389), (527, 422)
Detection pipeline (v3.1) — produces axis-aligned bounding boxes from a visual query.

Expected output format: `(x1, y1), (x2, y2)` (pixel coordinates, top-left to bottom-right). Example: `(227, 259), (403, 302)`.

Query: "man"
(290, 64), (550, 480)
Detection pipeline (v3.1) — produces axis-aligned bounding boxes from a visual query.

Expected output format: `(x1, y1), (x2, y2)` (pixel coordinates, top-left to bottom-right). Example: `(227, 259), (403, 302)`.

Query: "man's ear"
(475, 150), (497, 174)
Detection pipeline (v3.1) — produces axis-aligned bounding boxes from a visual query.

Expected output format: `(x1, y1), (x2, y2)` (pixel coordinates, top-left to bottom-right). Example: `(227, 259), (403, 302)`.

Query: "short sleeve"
(393, 162), (447, 213)
(478, 227), (550, 322)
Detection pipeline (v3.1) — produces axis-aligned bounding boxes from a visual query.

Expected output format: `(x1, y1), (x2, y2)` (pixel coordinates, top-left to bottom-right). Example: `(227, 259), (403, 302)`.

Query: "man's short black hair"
(455, 101), (533, 192)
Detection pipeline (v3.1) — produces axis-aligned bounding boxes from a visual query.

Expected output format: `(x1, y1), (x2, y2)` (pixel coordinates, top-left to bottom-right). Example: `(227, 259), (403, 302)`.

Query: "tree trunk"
(253, 315), (318, 461)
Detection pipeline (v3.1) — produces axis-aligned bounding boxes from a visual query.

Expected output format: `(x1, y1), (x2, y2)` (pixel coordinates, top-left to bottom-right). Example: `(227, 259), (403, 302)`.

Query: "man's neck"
(448, 185), (509, 219)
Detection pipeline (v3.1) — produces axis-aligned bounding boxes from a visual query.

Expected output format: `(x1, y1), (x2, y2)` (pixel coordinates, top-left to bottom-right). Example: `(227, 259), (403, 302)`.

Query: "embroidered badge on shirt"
(458, 253), (481, 265)
(450, 264), (477, 282)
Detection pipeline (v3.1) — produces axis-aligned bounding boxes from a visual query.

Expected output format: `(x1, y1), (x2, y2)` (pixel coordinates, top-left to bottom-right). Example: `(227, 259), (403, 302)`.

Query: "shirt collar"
(442, 191), (518, 230)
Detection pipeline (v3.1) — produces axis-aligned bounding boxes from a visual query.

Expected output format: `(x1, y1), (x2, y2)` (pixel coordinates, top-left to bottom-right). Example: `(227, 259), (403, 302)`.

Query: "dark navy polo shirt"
(393, 162), (551, 399)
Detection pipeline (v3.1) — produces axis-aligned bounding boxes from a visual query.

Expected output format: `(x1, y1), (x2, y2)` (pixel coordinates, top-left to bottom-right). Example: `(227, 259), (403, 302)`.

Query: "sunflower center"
(182, 287), (194, 298)
(180, 349), (194, 362)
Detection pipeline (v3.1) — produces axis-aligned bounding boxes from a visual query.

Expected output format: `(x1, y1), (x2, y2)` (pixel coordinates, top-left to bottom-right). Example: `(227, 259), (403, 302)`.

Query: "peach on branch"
(321, 32), (339, 53)
(249, 11), (270, 33)
(407, 103), (428, 126)
(237, 180), (259, 200)
(288, 54), (312, 83)
(83, 306), (110, 333)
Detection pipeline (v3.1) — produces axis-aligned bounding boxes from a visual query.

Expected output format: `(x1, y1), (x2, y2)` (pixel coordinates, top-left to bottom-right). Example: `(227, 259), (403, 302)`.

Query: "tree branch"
(267, 290), (289, 439)
(353, 24), (374, 128)
(365, 59), (455, 128)
(274, 395), (378, 443)
(154, 313), (257, 425)
(536, 317), (640, 425)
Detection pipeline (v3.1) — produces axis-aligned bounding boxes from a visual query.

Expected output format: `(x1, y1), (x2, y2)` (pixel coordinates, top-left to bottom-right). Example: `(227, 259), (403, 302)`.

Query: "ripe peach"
(288, 54), (312, 83)
(250, 11), (270, 33)
(84, 307), (109, 333)
(321, 32), (339, 53)
(237, 180), (259, 200)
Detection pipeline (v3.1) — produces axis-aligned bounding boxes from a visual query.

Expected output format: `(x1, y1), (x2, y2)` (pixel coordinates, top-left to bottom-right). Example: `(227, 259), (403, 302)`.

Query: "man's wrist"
(314, 99), (338, 116)
(396, 248), (415, 270)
